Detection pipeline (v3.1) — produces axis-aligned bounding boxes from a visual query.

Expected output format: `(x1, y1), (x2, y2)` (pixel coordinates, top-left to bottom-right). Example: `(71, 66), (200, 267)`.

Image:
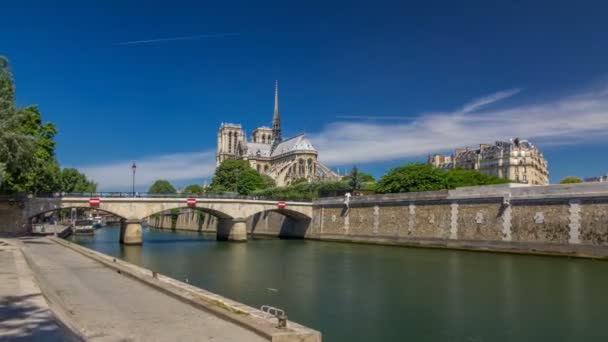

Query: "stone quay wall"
(309, 183), (608, 258)
(0, 197), (28, 236)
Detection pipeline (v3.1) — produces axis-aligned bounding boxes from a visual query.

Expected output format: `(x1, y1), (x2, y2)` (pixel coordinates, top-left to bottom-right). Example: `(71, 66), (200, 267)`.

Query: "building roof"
(244, 142), (271, 158)
(270, 134), (317, 157)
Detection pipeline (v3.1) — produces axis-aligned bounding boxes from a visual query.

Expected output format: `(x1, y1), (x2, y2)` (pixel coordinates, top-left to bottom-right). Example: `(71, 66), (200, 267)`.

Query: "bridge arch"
(245, 208), (312, 239)
(27, 206), (126, 221)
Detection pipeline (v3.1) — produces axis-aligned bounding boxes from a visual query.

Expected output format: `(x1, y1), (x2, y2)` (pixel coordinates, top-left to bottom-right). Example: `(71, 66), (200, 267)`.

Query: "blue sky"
(2, 0), (608, 190)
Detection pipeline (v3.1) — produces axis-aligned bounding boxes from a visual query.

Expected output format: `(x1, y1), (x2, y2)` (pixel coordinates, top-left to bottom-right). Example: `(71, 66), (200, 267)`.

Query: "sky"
(2, 0), (608, 190)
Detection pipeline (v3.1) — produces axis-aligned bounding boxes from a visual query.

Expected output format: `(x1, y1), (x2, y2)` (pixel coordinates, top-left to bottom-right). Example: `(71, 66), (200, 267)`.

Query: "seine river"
(70, 226), (608, 341)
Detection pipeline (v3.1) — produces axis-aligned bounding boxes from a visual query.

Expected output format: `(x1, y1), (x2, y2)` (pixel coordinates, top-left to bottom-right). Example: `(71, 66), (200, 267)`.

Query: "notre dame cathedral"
(216, 82), (339, 186)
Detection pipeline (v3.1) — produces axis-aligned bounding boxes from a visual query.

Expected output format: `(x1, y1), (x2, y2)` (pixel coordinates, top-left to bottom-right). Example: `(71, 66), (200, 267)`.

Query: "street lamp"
(131, 162), (137, 197)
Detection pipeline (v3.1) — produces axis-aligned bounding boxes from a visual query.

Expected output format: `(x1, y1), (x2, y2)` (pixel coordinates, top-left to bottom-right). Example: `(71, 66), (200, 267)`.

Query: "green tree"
(376, 163), (447, 193)
(182, 184), (203, 194)
(1, 105), (61, 193)
(0, 57), (35, 188)
(60, 168), (97, 193)
(343, 166), (376, 190)
(148, 180), (176, 194)
(210, 160), (270, 195)
(559, 176), (583, 184)
(444, 168), (509, 189)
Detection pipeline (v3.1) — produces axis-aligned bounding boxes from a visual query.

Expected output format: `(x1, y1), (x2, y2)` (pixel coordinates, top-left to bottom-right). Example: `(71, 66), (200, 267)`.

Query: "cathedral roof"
(244, 142), (271, 158)
(270, 134), (317, 157)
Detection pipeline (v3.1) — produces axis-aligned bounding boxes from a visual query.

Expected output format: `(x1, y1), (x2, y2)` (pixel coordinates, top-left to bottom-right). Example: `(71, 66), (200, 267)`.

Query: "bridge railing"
(21, 192), (313, 203)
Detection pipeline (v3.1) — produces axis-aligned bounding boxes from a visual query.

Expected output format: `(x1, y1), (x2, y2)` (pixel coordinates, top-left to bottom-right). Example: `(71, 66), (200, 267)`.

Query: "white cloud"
(78, 151), (216, 191)
(313, 87), (608, 165)
(78, 86), (608, 190)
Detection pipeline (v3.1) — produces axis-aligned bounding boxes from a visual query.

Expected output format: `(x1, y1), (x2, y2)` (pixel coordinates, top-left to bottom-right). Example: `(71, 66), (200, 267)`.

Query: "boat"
(93, 216), (103, 228)
(73, 219), (95, 235)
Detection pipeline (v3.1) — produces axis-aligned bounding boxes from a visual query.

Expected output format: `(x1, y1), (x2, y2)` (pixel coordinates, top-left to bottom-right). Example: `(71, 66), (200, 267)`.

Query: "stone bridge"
(25, 197), (313, 244)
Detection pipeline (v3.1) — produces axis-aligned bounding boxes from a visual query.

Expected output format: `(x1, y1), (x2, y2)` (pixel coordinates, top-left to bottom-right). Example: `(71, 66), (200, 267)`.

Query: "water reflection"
(70, 227), (608, 342)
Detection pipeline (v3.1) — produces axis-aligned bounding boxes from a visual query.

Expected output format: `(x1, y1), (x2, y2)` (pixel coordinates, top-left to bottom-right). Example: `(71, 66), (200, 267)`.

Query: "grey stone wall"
(0, 198), (28, 236)
(313, 183), (608, 258)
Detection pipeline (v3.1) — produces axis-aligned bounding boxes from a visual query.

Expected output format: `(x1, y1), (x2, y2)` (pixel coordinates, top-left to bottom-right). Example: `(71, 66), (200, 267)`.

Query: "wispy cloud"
(77, 151), (216, 191)
(313, 87), (608, 165)
(117, 33), (241, 45)
(460, 88), (521, 113)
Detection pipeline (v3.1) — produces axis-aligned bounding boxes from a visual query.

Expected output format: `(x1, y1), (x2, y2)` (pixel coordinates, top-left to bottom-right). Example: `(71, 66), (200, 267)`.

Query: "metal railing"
(7, 192), (313, 203)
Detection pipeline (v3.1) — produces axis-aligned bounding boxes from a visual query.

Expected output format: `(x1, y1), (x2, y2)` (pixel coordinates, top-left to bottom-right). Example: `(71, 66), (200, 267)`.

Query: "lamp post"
(131, 162), (137, 197)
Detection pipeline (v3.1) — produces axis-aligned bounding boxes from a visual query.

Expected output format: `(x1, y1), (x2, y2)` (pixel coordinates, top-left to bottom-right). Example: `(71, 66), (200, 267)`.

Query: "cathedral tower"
(271, 80), (282, 149)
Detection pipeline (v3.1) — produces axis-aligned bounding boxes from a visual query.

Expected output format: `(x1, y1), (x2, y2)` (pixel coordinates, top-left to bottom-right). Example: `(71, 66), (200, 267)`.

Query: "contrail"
(117, 33), (241, 45)
(335, 115), (416, 121)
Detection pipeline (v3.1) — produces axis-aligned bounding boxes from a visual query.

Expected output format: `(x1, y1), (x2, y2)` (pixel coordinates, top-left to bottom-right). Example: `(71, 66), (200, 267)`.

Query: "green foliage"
(444, 168), (510, 189)
(209, 160), (271, 195)
(148, 180), (177, 194)
(60, 168), (97, 193)
(0, 57), (35, 187)
(376, 163), (446, 193)
(291, 177), (309, 186)
(253, 180), (349, 199)
(182, 184), (204, 194)
(559, 176), (583, 184)
(1, 105), (62, 193)
(376, 163), (510, 194)
(342, 166), (376, 190)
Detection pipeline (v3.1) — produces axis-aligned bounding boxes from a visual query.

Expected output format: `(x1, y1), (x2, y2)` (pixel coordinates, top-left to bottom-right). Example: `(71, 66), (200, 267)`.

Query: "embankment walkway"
(15, 237), (266, 342)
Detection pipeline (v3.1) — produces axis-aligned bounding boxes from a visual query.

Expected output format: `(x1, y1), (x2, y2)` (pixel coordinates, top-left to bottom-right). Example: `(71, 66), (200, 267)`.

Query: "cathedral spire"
(271, 80), (282, 148)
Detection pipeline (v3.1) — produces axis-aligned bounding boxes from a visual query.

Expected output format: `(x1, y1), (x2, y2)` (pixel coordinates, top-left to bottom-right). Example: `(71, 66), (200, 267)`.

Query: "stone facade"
(429, 138), (549, 185)
(216, 82), (339, 186)
(313, 183), (608, 258)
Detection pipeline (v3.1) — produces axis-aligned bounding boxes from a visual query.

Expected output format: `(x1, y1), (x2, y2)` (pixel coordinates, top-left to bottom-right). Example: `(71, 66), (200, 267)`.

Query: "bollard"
(260, 305), (288, 329)
(277, 312), (288, 328)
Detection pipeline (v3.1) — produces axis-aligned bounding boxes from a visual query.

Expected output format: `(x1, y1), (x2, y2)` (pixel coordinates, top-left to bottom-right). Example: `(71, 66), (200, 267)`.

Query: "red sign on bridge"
(89, 197), (100, 206)
(187, 198), (196, 206)
(277, 201), (286, 209)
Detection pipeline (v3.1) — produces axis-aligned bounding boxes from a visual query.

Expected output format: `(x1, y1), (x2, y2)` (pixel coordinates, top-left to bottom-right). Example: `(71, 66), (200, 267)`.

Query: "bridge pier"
(216, 218), (248, 242)
(120, 219), (143, 245)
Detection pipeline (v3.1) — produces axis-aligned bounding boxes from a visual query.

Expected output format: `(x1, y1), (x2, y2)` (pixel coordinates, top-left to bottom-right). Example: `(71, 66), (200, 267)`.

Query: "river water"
(70, 226), (608, 341)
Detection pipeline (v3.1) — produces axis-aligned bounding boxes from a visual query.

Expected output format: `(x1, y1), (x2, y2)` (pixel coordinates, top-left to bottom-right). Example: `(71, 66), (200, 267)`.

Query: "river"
(69, 225), (608, 341)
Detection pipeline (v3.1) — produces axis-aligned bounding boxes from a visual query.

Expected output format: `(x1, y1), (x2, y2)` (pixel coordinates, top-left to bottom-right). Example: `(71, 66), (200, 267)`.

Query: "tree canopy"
(0, 56), (95, 194)
(209, 160), (271, 195)
(376, 163), (446, 193)
(148, 180), (177, 194)
(60, 168), (97, 193)
(559, 176), (583, 184)
(375, 163), (509, 194)
(342, 166), (375, 190)
(182, 184), (204, 194)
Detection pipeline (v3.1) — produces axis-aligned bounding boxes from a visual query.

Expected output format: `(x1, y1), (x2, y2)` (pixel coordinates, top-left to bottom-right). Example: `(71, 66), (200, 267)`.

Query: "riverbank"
(8, 236), (320, 341)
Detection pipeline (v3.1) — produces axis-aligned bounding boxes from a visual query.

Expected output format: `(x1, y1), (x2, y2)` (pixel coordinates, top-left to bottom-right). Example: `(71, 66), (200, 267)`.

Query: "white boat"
(73, 219), (95, 235)
(92, 216), (103, 228)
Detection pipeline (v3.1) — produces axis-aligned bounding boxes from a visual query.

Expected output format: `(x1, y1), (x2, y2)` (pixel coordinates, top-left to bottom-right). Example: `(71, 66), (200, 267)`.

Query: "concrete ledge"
(49, 237), (321, 342)
(310, 234), (608, 260)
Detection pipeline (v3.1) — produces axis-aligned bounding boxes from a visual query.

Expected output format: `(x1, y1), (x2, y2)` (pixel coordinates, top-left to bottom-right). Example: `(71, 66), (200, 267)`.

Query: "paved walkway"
(0, 239), (66, 341)
(16, 237), (266, 342)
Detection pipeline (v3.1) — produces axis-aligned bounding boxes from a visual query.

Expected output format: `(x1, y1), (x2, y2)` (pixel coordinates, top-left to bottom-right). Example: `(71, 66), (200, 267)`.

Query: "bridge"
(24, 195), (313, 245)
